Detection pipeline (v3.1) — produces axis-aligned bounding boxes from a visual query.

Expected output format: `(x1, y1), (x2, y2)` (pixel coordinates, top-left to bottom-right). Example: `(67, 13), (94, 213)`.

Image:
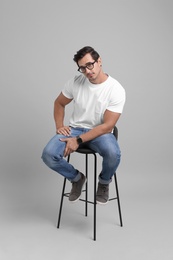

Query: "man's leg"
(88, 133), (121, 204)
(41, 129), (86, 202)
(42, 134), (81, 181)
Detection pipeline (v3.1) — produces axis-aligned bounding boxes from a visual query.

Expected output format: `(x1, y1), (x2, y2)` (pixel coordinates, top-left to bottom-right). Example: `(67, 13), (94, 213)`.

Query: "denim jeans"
(41, 127), (121, 185)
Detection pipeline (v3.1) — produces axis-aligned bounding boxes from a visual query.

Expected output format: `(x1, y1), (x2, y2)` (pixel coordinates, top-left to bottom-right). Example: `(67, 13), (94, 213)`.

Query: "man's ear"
(98, 57), (102, 66)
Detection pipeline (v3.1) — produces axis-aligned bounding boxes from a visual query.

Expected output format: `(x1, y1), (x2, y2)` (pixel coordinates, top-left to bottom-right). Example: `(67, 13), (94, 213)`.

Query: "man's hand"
(60, 137), (79, 157)
(56, 126), (71, 136)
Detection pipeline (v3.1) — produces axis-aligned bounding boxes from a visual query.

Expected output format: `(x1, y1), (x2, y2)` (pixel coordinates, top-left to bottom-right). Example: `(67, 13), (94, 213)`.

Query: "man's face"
(77, 53), (102, 83)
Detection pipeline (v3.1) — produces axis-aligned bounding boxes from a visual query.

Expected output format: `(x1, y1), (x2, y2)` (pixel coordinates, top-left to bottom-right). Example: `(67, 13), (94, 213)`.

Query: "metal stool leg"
(57, 155), (70, 229)
(93, 153), (97, 241)
(114, 173), (123, 227)
(85, 154), (88, 217)
(57, 177), (66, 228)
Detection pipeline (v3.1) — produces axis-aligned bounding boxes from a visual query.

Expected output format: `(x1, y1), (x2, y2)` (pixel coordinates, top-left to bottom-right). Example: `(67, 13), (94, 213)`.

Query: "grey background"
(0, 0), (173, 259)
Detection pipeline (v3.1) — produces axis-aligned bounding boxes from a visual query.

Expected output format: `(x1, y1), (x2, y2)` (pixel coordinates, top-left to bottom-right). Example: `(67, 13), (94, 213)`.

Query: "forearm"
(54, 101), (65, 130)
(53, 93), (73, 135)
(80, 111), (121, 143)
(80, 124), (111, 143)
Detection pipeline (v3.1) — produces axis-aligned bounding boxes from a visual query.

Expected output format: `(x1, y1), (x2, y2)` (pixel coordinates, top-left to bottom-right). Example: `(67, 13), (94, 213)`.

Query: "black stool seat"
(76, 147), (96, 154)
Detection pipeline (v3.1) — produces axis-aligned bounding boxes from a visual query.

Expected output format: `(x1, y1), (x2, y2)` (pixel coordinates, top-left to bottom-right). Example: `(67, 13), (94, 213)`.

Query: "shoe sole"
(96, 199), (109, 205)
(69, 178), (87, 203)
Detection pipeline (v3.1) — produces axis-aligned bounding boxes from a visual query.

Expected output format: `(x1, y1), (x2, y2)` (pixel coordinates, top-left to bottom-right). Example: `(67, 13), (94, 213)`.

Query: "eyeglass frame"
(77, 60), (97, 73)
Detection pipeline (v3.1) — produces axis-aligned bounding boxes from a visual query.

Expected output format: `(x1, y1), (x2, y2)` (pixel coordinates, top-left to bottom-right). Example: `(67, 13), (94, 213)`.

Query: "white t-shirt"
(62, 74), (126, 129)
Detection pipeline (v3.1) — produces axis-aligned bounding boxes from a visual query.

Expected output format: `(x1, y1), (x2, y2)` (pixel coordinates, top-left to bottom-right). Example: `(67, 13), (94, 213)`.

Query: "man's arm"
(54, 92), (73, 136)
(80, 109), (121, 142)
(61, 109), (121, 157)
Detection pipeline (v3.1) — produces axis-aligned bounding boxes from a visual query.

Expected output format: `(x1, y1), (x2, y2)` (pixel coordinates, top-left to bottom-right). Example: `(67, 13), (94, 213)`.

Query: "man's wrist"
(76, 135), (83, 145)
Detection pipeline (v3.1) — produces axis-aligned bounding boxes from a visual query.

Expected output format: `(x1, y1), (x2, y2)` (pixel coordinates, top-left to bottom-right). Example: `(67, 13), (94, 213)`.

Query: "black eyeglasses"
(78, 61), (97, 73)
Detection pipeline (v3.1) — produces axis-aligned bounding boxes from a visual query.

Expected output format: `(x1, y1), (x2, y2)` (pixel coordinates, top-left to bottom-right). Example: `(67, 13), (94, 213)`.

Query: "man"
(42, 46), (125, 204)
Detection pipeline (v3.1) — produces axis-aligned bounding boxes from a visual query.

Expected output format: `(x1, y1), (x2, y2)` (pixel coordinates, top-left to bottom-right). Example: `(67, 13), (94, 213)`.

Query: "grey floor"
(1, 169), (173, 260)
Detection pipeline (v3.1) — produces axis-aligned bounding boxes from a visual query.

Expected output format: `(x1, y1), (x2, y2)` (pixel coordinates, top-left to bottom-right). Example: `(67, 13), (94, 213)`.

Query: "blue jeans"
(41, 127), (121, 185)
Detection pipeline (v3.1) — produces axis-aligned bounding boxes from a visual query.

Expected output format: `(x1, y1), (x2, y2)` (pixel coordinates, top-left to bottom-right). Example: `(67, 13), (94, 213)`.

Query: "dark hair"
(73, 46), (100, 64)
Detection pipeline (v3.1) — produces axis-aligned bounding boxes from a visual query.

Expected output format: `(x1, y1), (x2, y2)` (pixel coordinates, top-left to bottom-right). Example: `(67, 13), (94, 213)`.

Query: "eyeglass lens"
(78, 61), (96, 73)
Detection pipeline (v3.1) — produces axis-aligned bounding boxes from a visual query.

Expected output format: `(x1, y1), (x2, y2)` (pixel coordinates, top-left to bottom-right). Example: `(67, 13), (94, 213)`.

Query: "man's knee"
(41, 146), (61, 167)
(105, 149), (121, 165)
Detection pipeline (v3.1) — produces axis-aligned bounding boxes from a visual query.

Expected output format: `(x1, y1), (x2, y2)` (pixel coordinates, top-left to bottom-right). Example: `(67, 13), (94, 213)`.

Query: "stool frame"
(57, 127), (123, 241)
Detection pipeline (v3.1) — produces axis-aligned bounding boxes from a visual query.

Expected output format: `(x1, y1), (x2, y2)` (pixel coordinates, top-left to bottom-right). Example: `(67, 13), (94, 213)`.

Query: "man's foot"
(96, 182), (109, 205)
(69, 173), (86, 202)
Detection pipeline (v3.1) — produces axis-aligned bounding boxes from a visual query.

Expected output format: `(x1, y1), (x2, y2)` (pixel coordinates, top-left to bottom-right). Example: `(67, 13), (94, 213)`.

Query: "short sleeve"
(107, 84), (126, 113)
(62, 78), (75, 99)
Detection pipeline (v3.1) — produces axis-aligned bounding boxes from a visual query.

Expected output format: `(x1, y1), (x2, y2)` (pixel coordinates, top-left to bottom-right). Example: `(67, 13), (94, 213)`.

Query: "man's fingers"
(59, 138), (71, 157)
(59, 137), (78, 157)
(59, 138), (67, 142)
(57, 126), (71, 136)
(64, 147), (73, 157)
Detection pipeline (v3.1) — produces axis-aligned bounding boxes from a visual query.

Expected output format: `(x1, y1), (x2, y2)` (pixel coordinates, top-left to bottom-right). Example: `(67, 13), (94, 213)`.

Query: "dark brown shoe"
(69, 173), (86, 202)
(96, 183), (109, 205)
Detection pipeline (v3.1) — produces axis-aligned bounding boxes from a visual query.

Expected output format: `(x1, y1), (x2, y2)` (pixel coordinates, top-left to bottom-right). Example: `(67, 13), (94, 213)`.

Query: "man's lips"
(87, 73), (94, 77)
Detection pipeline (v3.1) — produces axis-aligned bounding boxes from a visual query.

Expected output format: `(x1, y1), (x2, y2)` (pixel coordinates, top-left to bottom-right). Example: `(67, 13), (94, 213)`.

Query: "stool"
(57, 126), (123, 241)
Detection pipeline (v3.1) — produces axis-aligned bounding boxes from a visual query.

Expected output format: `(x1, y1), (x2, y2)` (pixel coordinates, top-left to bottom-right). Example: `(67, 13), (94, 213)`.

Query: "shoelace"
(99, 185), (108, 194)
